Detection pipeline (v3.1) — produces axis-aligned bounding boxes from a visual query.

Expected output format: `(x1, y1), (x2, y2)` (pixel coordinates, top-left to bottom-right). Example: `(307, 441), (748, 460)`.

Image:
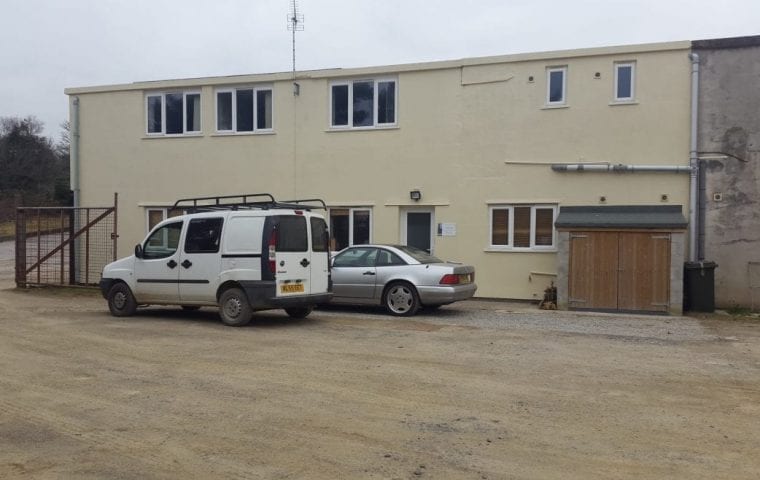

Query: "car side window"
(333, 247), (378, 268)
(376, 249), (406, 267)
(143, 221), (183, 259)
(185, 217), (223, 254)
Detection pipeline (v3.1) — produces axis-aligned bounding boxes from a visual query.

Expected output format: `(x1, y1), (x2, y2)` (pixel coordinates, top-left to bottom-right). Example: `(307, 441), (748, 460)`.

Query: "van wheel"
(107, 283), (137, 317)
(383, 281), (420, 316)
(285, 307), (313, 319)
(218, 288), (252, 327)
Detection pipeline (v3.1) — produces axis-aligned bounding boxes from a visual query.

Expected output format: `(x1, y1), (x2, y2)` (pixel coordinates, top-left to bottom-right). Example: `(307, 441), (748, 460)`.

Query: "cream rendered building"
(65, 41), (693, 303)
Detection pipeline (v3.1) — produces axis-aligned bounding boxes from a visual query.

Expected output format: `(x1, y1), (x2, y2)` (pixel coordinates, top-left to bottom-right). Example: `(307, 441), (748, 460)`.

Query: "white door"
(178, 216), (224, 303)
(133, 220), (183, 303)
(400, 208), (435, 254)
(274, 215), (312, 297)
(309, 216), (330, 294)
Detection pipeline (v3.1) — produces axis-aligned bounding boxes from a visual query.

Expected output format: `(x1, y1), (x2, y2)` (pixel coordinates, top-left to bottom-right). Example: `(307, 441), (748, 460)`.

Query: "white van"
(99, 194), (332, 326)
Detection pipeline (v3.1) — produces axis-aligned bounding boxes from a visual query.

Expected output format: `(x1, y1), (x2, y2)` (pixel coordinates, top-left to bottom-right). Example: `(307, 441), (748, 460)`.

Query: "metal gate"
(15, 194), (118, 287)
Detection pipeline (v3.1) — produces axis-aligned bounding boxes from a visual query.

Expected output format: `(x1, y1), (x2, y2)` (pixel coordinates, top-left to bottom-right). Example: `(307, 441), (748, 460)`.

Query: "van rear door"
(309, 215), (330, 294)
(273, 215), (311, 297)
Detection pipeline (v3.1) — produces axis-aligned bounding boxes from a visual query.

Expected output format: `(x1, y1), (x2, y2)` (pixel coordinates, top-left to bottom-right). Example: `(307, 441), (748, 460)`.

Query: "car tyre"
(285, 307), (313, 319)
(218, 288), (253, 327)
(107, 283), (137, 317)
(383, 281), (420, 317)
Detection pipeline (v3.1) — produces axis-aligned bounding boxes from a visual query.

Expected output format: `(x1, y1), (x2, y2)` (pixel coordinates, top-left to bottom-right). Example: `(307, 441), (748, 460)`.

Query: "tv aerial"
(287, 0), (304, 95)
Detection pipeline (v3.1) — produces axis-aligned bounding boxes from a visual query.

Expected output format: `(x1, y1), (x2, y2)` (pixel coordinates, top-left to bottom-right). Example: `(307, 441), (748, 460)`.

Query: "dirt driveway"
(0, 241), (759, 479)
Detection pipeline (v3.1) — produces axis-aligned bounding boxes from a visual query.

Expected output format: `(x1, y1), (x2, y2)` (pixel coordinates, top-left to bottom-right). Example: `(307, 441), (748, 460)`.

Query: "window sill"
(484, 247), (557, 253)
(325, 125), (400, 133)
(211, 131), (276, 137)
(609, 100), (639, 106)
(541, 104), (569, 110)
(142, 133), (204, 139)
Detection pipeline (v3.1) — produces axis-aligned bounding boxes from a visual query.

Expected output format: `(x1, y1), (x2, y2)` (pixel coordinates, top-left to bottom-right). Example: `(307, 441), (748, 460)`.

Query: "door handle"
(363, 271), (376, 276)
(182, 259), (193, 269)
(300, 258), (310, 267)
(167, 259), (177, 269)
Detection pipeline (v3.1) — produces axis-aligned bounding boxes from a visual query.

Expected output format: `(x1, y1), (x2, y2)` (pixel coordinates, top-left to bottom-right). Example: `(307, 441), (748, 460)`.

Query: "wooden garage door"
(569, 231), (670, 312)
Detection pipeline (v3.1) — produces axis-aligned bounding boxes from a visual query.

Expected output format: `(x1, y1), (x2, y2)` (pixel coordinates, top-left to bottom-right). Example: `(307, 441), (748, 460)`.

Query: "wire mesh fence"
(15, 197), (117, 287)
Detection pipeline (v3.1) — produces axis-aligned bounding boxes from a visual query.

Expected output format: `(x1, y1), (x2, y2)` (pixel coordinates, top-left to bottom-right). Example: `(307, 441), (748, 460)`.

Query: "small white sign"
(438, 223), (457, 236)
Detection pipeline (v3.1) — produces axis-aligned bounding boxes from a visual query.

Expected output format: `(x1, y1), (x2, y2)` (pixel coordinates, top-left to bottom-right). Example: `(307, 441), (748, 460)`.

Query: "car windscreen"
(394, 245), (443, 264)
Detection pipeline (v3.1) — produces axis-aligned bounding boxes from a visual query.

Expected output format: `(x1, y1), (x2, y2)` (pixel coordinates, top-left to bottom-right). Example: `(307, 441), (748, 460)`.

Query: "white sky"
(1, 0), (758, 140)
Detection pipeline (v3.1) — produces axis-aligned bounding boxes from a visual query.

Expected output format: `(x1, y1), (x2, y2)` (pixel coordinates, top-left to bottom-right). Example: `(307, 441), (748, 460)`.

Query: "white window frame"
(214, 85), (274, 134)
(488, 204), (558, 251)
(614, 61), (636, 102)
(545, 67), (567, 106)
(146, 208), (169, 233)
(327, 207), (373, 252)
(144, 91), (201, 136)
(329, 78), (398, 130)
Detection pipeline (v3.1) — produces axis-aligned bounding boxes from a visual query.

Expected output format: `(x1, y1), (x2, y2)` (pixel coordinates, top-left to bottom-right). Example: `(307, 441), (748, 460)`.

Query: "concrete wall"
(695, 38), (760, 308)
(67, 42), (692, 301)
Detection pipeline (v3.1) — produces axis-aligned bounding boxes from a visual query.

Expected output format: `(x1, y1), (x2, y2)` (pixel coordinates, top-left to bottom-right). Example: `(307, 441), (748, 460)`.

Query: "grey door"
(407, 212), (432, 253)
(330, 247), (378, 304)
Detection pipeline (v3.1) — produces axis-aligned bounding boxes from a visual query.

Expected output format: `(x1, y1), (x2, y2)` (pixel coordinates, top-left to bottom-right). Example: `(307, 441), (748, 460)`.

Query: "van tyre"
(383, 281), (420, 316)
(107, 283), (137, 317)
(219, 288), (253, 327)
(285, 307), (313, 319)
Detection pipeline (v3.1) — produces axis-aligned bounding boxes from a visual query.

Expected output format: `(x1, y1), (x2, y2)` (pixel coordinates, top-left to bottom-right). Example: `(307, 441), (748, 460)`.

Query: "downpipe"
(688, 52), (700, 262)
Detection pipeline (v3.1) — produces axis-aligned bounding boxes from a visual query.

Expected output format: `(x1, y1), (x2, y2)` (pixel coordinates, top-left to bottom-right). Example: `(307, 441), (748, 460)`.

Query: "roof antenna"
(287, 0), (304, 96)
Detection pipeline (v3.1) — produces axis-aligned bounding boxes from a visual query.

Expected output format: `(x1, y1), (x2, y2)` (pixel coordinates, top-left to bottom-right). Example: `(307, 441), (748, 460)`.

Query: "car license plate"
(281, 284), (304, 294)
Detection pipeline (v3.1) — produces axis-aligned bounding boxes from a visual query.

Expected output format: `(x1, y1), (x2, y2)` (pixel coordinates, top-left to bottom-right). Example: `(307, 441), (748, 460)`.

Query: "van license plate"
(281, 284), (304, 294)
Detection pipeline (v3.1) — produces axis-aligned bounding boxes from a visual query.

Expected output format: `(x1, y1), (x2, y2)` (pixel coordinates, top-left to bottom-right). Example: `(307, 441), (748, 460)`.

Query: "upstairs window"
(146, 92), (201, 135)
(216, 86), (273, 133)
(489, 205), (557, 250)
(614, 62), (636, 102)
(330, 79), (396, 129)
(546, 67), (567, 106)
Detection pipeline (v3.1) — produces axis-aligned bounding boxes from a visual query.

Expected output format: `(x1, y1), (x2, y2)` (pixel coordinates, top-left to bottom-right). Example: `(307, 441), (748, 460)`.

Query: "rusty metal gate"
(15, 194), (118, 287)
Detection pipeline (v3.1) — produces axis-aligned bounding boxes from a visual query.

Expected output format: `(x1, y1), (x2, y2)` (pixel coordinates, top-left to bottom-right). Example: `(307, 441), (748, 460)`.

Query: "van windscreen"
(276, 216), (308, 252)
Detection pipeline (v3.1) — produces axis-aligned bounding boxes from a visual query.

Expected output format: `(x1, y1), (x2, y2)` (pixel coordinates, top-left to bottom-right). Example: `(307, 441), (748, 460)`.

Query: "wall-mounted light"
(410, 190), (422, 201)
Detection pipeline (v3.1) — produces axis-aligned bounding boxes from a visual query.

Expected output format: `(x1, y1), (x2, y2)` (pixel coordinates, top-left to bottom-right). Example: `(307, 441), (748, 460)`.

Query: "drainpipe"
(71, 97), (80, 208)
(688, 52), (700, 262)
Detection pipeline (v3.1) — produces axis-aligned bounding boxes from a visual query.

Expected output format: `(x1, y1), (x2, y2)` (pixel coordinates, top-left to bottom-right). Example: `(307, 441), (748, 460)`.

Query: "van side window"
(144, 222), (183, 259)
(310, 217), (328, 252)
(276, 216), (308, 252)
(185, 218), (223, 253)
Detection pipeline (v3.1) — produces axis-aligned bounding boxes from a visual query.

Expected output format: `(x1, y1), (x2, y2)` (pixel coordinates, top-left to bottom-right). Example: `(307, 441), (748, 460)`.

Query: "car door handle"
(167, 260), (177, 269)
(181, 259), (192, 269)
(300, 258), (310, 267)
(363, 271), (375, 276)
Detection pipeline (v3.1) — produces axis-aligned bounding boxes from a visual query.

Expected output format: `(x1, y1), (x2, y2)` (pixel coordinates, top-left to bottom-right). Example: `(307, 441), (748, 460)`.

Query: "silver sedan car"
(329, 244), (477, 316)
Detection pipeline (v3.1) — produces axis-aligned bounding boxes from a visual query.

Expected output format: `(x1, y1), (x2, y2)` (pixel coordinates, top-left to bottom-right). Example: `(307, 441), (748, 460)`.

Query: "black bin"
(683, 261), (717, 312)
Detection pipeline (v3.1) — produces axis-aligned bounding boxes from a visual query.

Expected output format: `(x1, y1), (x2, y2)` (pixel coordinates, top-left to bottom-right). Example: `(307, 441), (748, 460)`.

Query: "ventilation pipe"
(551, 164), (691, 173)
(688, 52), (700, 262)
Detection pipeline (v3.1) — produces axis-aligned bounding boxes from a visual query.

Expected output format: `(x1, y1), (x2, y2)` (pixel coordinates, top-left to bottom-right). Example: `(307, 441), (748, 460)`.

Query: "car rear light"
(439, 274), (460, 285)
(268, 229), (277, 275)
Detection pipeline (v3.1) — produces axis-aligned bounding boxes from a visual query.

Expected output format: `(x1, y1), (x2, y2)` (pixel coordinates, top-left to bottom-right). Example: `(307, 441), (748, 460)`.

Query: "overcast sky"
(1, 0), (758, 140)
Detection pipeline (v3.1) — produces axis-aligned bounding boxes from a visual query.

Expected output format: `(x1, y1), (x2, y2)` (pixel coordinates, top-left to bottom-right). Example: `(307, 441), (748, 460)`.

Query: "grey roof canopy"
(554, 205), (688, 230)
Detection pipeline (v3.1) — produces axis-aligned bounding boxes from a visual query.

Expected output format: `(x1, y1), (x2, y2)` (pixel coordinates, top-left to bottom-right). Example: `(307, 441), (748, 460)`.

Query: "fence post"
(68, 209), (76, 284)
(112, 192), (118, 261)
(15, 209), (26, 287)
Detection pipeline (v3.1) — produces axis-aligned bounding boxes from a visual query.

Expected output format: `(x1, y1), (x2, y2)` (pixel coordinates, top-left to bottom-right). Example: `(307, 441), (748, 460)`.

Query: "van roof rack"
(172, 193), (327, 213)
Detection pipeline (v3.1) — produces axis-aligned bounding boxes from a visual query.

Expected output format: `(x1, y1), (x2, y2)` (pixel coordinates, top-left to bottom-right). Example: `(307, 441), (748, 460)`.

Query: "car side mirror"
(134, 244), (143, 259)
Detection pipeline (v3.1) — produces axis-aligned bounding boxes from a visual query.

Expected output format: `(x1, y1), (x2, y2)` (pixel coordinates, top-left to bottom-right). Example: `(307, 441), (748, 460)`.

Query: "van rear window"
(276, 216), (308, 252)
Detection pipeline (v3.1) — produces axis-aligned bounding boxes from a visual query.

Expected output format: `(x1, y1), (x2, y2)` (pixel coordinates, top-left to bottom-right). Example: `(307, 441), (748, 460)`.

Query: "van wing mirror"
(134, 244), (143, 259)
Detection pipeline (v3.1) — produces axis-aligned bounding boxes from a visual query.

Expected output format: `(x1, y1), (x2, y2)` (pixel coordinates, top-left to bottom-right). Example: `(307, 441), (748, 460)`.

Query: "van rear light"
(439, 274), (460, 285)
(268, 229), (277, 275)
